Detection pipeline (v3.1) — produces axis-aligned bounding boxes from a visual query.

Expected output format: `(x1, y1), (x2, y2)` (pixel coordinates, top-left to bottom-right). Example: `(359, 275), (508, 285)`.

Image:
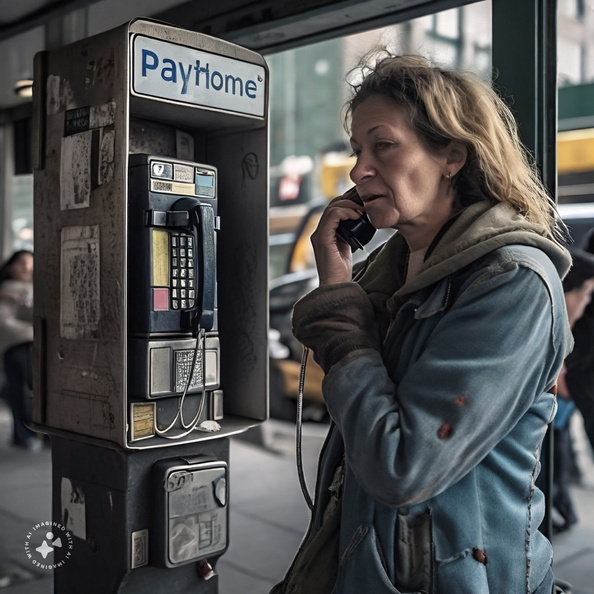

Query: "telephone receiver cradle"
(171, 197), (216, 334)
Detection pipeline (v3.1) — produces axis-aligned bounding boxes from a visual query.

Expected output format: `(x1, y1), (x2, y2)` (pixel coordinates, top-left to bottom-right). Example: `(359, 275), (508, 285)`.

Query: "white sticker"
(60, 225), (101, 340)
(132, 35), (266, 117)
(131, 529), (149, 568)
(90, 101), (116, 128)
(61, 132), (92, 210)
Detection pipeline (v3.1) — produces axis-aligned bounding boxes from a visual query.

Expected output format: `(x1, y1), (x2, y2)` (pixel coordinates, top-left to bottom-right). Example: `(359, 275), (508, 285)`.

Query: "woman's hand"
(310, 187), (365, 285)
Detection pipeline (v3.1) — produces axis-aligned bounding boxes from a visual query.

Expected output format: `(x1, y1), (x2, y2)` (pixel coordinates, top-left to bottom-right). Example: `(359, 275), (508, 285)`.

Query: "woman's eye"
(375, 141), (392, 151)
(350, 149), (361, 158)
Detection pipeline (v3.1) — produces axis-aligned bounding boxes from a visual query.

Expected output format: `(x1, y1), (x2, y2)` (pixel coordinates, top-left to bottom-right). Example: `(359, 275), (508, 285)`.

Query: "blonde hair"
(343, 51), (563, 240)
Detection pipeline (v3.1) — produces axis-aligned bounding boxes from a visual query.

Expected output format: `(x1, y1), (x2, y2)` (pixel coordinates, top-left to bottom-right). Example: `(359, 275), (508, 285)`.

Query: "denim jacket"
(282, 202), (574, 593)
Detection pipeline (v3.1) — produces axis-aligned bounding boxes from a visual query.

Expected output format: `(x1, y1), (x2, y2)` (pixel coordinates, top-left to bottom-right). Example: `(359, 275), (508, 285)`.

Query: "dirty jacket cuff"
(292, 282), (380, 373)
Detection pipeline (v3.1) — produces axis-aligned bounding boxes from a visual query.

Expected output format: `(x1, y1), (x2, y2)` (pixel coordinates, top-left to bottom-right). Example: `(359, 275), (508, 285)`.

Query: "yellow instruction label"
(130, 402), (155, 440)
(151, 229), (169, 286)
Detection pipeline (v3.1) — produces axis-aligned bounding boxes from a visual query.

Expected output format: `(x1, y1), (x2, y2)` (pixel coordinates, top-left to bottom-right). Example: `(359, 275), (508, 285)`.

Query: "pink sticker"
(153, 288), (169, 311)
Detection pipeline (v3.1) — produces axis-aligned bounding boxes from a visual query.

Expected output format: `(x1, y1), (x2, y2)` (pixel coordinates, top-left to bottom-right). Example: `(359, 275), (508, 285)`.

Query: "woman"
(273, 53), (573, 593)
(0, 250), (36, 450)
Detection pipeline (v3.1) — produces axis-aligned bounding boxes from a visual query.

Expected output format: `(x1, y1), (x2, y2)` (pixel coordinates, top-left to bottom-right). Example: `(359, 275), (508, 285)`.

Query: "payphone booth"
(32, 18), (268, 593)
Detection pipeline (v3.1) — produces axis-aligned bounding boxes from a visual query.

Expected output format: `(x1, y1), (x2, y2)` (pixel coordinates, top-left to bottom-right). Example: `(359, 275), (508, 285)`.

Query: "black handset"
(337, 213), (376, 252)
(127, 154), (218, 337)
(334, 187), (376, 252)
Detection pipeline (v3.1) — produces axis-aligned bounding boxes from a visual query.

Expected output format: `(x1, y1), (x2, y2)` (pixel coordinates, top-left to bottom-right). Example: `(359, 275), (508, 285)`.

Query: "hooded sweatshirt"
(285, 199), (573, 594)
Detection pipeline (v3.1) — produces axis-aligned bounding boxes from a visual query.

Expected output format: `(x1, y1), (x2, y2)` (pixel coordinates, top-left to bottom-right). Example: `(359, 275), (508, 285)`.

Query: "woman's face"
(349, 94), (457, 251)
(9, 253), (33, 282)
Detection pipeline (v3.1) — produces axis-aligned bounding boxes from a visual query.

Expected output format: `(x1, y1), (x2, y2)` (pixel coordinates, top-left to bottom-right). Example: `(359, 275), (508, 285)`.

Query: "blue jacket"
(283, 201), (574, 593)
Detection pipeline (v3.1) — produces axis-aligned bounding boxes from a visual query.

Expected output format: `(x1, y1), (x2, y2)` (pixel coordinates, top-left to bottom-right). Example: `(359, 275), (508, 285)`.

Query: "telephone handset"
(170, 197), (216, 333)
(337, 214), (376, 252)
(127, 154), (219, 338)
(335, 187), (376, 252)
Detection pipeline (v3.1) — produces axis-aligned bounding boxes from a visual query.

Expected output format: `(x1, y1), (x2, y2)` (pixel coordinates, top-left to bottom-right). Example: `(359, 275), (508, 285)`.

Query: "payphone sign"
(132, 36), (266, 118)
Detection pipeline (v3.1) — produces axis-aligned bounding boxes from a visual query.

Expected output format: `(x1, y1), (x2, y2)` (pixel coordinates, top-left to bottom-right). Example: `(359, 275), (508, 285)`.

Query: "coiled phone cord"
(154, 329), (207, 439)
(296, 346), (314, 511)
(179, 329), (207, 430)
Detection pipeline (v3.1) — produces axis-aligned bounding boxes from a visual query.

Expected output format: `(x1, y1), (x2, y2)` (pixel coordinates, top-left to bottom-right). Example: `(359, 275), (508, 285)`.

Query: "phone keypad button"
(170, 232), (196, 310)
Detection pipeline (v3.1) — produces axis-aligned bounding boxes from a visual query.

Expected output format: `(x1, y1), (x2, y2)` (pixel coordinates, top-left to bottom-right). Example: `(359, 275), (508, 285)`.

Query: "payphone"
(127, 154), (222, 441)
(32, 18), (268, 593)
(33, 18), (269, 450)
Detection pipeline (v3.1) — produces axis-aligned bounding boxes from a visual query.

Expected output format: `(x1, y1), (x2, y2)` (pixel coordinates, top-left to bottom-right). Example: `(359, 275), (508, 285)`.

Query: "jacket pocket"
(333, 524), (405, 594)
(435, 549), (489, 593)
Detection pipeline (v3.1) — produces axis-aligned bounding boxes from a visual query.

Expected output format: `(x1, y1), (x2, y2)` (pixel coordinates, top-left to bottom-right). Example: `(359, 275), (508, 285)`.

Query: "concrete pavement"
(0, 400), (592, 593)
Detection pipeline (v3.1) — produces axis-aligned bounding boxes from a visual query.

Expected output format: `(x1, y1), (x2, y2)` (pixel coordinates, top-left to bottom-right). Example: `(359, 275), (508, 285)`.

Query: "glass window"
(430, 9), (461, 39)
(267, 2), (492, 278)
(559, 0), (585, 19)
(558, 37), (583, 86)
(10, 174), (34, 253)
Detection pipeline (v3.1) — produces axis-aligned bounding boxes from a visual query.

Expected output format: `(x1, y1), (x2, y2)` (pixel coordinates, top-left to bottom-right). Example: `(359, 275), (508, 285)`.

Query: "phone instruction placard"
(132, 36), (266, 118)
(153, 461), (228, 567)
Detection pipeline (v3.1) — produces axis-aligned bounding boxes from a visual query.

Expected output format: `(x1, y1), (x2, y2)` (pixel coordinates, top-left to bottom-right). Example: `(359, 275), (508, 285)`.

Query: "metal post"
(492, 0), (558, 541)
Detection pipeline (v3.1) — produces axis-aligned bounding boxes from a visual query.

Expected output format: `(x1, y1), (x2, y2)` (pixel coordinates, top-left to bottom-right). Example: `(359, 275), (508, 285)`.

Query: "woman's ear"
(445, 141), (467, 176)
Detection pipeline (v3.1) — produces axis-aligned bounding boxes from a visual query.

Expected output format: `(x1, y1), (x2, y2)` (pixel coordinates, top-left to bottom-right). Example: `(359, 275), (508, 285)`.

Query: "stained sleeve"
(292, 282), (381, 373)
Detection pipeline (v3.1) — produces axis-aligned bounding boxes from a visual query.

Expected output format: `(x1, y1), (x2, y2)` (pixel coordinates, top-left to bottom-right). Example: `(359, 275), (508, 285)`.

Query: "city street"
(0, 401), (592, 593)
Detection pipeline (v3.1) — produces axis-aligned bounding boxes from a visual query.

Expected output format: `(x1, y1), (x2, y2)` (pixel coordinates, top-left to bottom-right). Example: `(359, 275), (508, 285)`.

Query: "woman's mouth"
(361, 194), (383, 204)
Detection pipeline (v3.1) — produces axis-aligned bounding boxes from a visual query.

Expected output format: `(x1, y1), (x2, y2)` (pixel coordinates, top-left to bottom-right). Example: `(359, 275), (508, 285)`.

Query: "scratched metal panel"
(208, 126), (269, 421)
(33, 23), (130, 444)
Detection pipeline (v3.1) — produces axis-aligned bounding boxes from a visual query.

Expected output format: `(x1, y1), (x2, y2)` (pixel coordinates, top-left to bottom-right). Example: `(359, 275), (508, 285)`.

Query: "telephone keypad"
(171, 232), (196, 311)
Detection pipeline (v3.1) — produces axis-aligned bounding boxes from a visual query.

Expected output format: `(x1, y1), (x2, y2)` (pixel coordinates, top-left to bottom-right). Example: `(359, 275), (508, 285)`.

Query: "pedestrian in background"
(0, 250), (37, 450)
(553, 248), (594, 533)
(565, 230), (594, 463)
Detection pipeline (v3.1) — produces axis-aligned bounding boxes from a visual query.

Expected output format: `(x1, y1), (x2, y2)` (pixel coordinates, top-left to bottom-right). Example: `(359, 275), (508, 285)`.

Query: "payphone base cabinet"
(51, 436), (229, 594)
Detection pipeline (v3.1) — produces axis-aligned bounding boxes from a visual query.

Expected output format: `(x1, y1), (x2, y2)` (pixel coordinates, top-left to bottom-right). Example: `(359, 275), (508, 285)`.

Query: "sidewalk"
(0, 400), (592, 593)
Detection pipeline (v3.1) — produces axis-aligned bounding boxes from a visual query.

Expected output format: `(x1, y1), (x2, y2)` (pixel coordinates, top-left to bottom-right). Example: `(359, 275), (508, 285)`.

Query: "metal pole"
(492, 0), (558, 541)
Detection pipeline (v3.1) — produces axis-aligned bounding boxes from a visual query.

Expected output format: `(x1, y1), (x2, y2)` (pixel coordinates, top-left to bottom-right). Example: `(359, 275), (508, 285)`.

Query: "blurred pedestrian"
(553, 248), (594, 532)
(0, 250), (37, 450)
(565, 230), (594, 461)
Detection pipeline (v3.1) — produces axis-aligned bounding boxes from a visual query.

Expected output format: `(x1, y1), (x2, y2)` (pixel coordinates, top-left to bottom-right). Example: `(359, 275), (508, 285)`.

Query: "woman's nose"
(349, 157), (375, 184)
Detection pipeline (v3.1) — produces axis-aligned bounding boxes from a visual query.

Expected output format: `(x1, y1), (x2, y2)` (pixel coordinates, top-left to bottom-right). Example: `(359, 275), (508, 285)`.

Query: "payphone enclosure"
(32, 18), (269, 450)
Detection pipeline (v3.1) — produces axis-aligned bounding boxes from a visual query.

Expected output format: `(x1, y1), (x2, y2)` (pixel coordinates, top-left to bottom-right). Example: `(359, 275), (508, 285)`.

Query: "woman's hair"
(343, 51), (562, 240)
(0, 250), (33, 283)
